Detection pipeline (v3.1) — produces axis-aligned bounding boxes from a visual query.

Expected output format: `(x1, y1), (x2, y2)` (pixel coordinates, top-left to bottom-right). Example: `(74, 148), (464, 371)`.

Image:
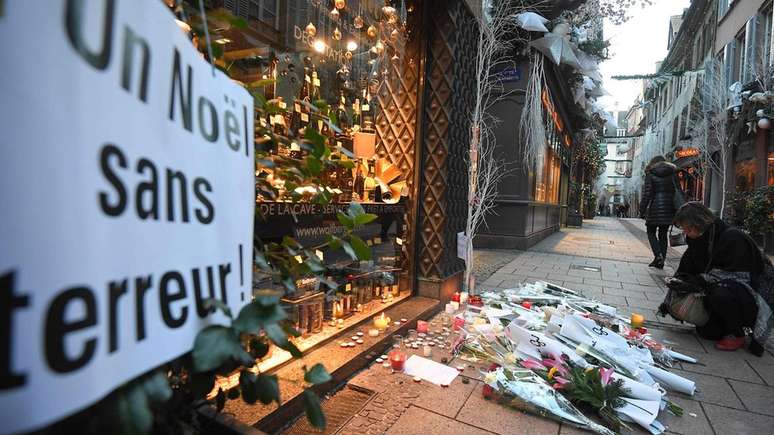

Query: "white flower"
(504, 352), (517, 365)
(484, 371), (498, 385)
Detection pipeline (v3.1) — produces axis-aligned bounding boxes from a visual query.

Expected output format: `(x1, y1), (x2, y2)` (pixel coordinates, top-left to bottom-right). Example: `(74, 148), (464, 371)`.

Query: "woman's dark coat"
(677, 218), (765, 276)
(640, 161), (679, 226)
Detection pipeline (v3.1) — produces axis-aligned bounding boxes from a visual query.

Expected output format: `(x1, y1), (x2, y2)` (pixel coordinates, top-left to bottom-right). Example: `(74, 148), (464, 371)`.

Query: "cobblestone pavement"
(330, 217), (774, 435)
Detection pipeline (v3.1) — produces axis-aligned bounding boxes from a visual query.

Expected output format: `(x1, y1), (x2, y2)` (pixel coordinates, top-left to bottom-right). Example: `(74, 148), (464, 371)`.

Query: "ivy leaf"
(202, 298), (232, 318)
(302, 390), (326, 429)
(255, 373), (281, 405)
(115, 384), (153, 435)
(349, 235), (372, 261)
(327, 235), (342, 250)
(190, 371), (216, 398)
(140, 371), (172, 406)
(239, 370), (259, 404)
(192, 325), (252, 372)
(354, 213), (378, 226)
(304, 363), (332, 385)
(304, 127), (327, 158)
(305, 156), (323, 175)
(336, 212), (354, 230)
(233, 300), (287, 334)
(340, 240), (357, 260)
(265, 323), (302, 358)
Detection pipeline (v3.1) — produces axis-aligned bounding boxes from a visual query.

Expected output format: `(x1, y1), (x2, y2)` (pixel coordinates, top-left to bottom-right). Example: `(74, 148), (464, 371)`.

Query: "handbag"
(663, 230), (714, 325)
(669, 225), (686, 247)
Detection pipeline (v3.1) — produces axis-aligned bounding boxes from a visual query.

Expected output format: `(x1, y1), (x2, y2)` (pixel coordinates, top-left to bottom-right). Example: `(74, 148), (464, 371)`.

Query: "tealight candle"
(631, 313), (645, 329)
(337, 319), (345, 329)
(374, 312), (391, 330)
(423, 345), (432, 357)
(368, 328), (380, 337)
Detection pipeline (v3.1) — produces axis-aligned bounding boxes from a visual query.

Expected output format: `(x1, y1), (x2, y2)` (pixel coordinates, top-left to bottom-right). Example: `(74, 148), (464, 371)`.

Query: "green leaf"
(265, 323), (303, 358)
(192, 325), (253, 372)
(250, 337), (271, 359)
(349, 235), (372, 261)
(347, 202), (366, 219)
(190, 371), (216, 398)
(202, 298), (232, 318)
(216, 388), (226, 411)
(115, 384), (153, 435)
(336, 212), (354, 230)
(239, 370), (259, 404)
(327, 235), (343, 250)
(304, 363), (332, 385)
(340, 240), (357, 261)
(305, 156), (323, 175)
(255, 251), (270, 270)
(140, 371), (172, 406)
(233, 300), (287, 334)
(354, 213), (378, 226)
(304, 128), (327, 158)
(302, 390), (326, 429)
(255, 373), (281, 405)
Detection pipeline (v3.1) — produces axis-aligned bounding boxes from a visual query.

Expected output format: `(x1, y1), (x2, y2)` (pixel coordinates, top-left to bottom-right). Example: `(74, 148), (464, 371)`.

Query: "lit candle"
(452, 292), (461, 303)
(521, 301), (532, 309)
(337, 319), (344, 329)
(374, 312), (390, 330)
(368, 328), (380, 337)
(445, 303), (454, 314)
(417, 320), (429, 333)
(460, 292), (469, 304)
(388, 349), (407, 371)
(450, 301), (460, 311)
(631, 313), (645, 329)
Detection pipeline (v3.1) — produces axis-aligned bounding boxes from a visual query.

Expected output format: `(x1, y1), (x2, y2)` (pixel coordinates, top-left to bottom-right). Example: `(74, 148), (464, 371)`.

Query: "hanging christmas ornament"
(281, 68), (289, 76)
(333, 27), (342, 40)
(367, 25), (378, 39)
(369, 46), (379, 59)
(283, 54), (292, 63)
(335, 0), (346, 9)
(331, 8), (340, 20)
(390, 29), (399, 41)
(305, 22), (317, 37)
(758, 117), (771, 130)
(345, 50), (353, 60)
(390, 54), (400, 65)
(382, 6), (396, 17)
(354, 15), (364, 29)
(375, 40), (385, 54)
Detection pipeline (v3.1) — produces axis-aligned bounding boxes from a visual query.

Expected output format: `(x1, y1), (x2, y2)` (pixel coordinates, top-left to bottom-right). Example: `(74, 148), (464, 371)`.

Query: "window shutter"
(723, 41), (735, 89)
(744, 17), (758, 83)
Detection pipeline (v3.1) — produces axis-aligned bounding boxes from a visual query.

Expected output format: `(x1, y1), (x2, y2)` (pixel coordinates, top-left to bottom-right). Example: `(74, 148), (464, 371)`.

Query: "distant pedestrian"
(639, 155), (681, 269)
(623, 203), (630, 217)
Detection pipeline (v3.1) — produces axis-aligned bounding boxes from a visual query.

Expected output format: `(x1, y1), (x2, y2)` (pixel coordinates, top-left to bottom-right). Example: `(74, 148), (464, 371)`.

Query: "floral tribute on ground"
(452, 281), (696, 435)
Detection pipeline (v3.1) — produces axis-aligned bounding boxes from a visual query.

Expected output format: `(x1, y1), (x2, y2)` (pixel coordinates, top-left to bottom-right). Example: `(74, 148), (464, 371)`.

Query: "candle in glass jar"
(423, 344), (432, 357)
(631, 313), (645, 329)
(452, 292), (461, 302)
(460, 292), (469, 304)
(450, 301), (460, 311)
(417, 320), (429, 333)
(445, 303), (454, 314)
(374, 312), (390, 330)
(388, 349), (407, 371)
(368, 328), (380, 337)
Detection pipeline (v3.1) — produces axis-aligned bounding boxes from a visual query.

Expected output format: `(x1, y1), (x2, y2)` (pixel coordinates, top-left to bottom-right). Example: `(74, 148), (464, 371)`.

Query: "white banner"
(0, 1), (254, 432)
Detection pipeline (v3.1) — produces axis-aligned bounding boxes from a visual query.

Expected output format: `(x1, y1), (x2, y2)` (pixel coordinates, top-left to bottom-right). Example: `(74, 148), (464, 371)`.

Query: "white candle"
(423, 345), (432, 357)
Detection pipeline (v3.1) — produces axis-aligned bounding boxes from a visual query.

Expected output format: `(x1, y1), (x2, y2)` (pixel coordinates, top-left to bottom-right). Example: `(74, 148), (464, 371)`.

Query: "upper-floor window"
(249, 0), (278, 28)
(719, 0), (735, 19)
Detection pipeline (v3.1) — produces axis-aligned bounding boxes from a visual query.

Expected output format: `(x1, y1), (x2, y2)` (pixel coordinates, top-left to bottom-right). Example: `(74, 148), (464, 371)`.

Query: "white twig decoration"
(519, 53), (546, 169)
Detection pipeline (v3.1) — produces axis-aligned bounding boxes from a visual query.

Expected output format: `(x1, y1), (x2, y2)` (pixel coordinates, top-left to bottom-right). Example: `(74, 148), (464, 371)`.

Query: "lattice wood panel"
(417, 0), (478, 279)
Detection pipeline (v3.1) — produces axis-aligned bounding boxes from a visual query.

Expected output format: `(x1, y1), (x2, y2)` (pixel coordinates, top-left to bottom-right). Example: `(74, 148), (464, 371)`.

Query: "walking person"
(639, 156), (681, 269)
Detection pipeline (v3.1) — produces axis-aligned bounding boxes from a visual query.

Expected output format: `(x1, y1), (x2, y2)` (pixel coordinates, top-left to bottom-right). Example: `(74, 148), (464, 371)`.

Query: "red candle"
(417, 320), (429, 333)
(388, 349), (407, 371)
(521, 301), (532, 309)
(452, 292), (461, 302)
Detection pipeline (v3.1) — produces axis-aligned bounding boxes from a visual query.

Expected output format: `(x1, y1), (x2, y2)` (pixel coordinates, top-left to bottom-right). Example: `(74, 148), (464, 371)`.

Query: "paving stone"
(385, 405), (492, 435)
(455, 383), (560, 435)
(703, 403), (774, 435)
(675, 351), (765, 384)
(414, 377), (477, 418)
(747, 360), (774, 386)
(645, 328), (707, 354)
(625, 296), (662, 310)
(728, 380), (774, 415)
(669, 368), (745, 409)
(658, 395), (713, 435)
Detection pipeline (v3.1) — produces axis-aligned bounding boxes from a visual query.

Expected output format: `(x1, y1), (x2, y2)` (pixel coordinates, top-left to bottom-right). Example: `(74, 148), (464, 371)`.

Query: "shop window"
(534, 147), (561, 204)
(735, 158), (757, 192)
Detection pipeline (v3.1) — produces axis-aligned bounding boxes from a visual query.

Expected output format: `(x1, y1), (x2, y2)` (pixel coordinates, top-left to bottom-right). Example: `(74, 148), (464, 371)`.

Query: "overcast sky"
(598, 0), (692, 113)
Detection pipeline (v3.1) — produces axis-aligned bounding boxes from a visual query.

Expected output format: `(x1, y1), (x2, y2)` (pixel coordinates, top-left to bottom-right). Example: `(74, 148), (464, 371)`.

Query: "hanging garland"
(519, 54), (547, 169)
(611, 71), (686, 80)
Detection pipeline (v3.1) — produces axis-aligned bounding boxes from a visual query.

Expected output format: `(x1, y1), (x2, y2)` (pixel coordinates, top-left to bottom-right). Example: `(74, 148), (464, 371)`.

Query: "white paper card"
(403, 355), (459, 386)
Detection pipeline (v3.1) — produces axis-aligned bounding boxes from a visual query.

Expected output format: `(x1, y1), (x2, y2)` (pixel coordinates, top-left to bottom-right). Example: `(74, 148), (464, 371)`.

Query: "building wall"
(715, 0), (767, 54)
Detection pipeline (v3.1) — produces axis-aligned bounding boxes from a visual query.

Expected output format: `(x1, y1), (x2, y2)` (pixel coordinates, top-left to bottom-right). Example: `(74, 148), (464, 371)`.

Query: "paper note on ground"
(403, 355), (459, 386)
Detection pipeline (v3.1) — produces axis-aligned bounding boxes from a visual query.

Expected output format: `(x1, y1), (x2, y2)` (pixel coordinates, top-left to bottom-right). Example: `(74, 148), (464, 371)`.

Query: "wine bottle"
(353, 160), (364, 202)
(351, 98), (362, 133)
(335, 92), (349, 133)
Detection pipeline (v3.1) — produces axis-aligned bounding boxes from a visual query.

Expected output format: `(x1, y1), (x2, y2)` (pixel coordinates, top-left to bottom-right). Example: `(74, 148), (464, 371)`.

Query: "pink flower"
(599, 367), (614, 385)
(520, 358), (546, 371)
(542, 357), (569, 377)
(553, 376), (570, 386)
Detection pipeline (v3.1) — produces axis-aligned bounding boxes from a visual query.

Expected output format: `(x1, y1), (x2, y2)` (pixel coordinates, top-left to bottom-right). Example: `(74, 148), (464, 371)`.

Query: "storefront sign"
(675, 148), (699, 158)
(0, 1), (254, 432)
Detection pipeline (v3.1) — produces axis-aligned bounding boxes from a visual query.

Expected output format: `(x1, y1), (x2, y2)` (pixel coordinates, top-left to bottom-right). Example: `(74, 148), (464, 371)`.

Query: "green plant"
(577, 39), (611, 61)
(743, 186), (774, 238)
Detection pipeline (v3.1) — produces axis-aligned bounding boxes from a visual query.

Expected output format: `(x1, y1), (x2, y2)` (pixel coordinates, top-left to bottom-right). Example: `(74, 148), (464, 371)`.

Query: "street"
(316, 217), (774, 435)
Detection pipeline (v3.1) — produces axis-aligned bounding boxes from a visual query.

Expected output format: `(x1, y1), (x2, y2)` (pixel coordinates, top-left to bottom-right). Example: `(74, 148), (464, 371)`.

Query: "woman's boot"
(653, 255), (665, 269)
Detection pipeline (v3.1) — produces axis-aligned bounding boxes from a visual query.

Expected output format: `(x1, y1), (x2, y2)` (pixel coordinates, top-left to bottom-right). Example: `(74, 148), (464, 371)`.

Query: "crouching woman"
(667, 202), (773, 355)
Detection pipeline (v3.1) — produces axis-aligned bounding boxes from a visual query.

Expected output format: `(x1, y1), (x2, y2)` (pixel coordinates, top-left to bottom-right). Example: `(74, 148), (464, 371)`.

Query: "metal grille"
(280, 386), (375, 435)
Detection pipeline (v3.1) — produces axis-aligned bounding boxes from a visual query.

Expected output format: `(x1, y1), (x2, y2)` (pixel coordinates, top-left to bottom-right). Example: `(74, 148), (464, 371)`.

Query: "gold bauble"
(345, 50), (353, 60)
(354, 15), (364, 29)
(375, 40), (385, 54)
(390, 29), (399, 41)
(388, 14), (397, 24)
(334, 0), (346, 9)
(331, 8), (340, 20)
(367, 25), (378, 39)
(382, 6), (396, 17)
(305, 22), (317, 37)
(333, 27), (342, 40)
(369, 46), (379, 59)
(390, 54), (400, 65)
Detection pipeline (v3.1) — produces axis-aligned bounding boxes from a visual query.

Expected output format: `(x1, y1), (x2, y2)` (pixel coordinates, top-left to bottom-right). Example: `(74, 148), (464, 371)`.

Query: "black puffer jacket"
(640, 161), (678, 226)
(676, 218), (764, 276)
